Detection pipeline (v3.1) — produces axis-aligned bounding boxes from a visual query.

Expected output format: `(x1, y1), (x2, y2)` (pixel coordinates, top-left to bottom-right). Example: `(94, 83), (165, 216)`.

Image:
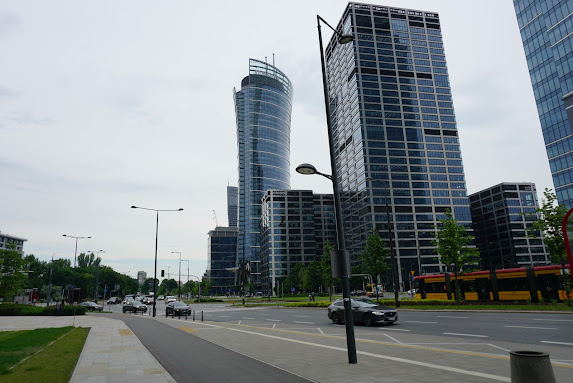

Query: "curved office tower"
(234, 59), (293, 289)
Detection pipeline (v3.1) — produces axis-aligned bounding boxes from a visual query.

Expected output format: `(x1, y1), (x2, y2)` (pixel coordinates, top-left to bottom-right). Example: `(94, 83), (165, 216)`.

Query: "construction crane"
(212, 210), (218, 227)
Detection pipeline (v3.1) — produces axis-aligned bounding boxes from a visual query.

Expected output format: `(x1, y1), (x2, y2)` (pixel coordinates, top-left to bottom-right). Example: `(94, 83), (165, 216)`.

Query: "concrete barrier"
(509, 351), (555, 383)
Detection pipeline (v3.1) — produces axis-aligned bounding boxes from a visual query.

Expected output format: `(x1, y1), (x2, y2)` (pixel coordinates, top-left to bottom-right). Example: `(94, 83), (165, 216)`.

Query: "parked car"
(327, 298), (397, 326)
(165, 296), (177, 304)
(166, 301), (191, 317)
(107, 297), (121, 304)
(156, 295), (165, 300)
(123, 300), (148, 314)
(80, 301), (103, 311)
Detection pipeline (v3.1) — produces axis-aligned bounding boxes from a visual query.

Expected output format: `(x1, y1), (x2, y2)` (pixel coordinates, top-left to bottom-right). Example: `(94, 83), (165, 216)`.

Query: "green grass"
(0, 327), (89, 382)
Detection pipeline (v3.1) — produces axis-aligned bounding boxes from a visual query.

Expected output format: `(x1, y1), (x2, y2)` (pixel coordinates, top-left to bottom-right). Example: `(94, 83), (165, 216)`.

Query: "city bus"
(413, 264), (572, 302)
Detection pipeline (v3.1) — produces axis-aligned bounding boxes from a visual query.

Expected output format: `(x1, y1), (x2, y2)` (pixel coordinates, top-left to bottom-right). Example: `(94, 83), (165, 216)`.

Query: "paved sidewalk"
(0, 315), (175, 383)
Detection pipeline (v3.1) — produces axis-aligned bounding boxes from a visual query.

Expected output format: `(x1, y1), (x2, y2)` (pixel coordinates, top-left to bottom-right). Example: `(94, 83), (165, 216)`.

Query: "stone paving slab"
(0, 315), (175, 383)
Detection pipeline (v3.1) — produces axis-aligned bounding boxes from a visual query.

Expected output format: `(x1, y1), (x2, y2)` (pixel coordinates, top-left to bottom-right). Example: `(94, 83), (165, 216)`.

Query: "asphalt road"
(115, 313), (312, 383)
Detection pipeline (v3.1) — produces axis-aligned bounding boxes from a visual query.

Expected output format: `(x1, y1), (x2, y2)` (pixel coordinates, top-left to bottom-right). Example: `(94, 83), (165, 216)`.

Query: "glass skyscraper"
(514, 1), (573, 207)
(234, 59), (293, 288)
(326, 3), (472, 288)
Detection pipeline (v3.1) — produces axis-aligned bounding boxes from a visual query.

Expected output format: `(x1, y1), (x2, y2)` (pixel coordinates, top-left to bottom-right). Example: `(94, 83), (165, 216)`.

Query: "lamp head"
(296, 163), (318, 175)
(131, 206), (137, 209)
(338, 34), (354, 44)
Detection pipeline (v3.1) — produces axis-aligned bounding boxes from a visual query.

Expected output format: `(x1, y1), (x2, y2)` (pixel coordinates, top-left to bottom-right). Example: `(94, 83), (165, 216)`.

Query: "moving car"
(107, 297), (121, 304)
(157, 295), (165, 300)
(166, 301), (191, 317)
(80, 301), (103, 311)
(142, 297), (154, 305)
(122, 300), (148, 314)
(165, 296), (177, 304)
(327, 298), (397, 326)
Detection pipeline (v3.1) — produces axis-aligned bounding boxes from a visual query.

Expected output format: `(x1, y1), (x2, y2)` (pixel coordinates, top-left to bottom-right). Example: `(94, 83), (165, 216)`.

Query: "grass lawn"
(0, 326), (89, 382)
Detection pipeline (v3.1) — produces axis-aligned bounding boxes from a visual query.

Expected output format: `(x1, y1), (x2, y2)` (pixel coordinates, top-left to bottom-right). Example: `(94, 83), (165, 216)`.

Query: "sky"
(0, 0), (554, 285)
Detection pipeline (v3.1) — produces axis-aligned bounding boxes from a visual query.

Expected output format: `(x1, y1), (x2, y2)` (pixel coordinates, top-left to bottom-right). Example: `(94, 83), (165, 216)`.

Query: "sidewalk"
(0, 315), (175, 383)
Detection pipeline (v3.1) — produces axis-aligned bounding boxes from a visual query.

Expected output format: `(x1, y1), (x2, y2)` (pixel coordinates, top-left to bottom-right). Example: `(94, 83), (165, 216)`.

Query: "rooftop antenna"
(273, 53), (275, 67)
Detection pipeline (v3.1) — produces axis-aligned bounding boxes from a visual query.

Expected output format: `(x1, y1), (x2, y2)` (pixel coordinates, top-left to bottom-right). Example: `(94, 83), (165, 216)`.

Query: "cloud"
(0, 11), (20, 39)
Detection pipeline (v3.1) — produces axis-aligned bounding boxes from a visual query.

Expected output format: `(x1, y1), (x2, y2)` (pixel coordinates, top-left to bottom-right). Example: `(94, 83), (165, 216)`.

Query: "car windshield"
(173, 302), (186, 307)
(354, 300), (377, 307)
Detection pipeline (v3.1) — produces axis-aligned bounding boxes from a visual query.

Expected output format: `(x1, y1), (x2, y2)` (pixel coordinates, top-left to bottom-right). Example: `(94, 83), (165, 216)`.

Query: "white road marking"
(541, 340), (573, 346)
(265, 319), (281, 322)
(272, 324), (276, 329)
(382, 333), (403, 344)
(504, 326), (556, 330)
(294, 315), (310, 318)
(294, 321), (315, 324)
(379, 328), (410, 332)
(487, 344), (511, 352)
(242, 317), (255, 320)
(237, 320), (242, 325)
(443, 332), (488, 338)
(218, 315), (230, 318)
(534, 318), (573, 322)
(406, 321), (438, 324)
(228, 327), (509, 382)
(437, 316), (468, 319)
(317, 328), (325, 335)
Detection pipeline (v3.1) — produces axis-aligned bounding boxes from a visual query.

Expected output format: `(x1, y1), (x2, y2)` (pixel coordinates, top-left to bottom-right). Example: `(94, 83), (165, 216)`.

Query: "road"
(105, 301), (573, 348)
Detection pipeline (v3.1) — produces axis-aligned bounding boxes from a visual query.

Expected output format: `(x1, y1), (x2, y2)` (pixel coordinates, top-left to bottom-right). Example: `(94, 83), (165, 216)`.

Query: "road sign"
(104, 289), (107, 293)
(410, 270), (415, 275)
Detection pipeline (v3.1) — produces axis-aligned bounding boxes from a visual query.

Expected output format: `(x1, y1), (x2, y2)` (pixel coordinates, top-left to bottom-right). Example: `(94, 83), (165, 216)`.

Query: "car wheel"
(363, 314), (373, 327)
(122, 309), (126, 313)
(331, 313), (342, 325)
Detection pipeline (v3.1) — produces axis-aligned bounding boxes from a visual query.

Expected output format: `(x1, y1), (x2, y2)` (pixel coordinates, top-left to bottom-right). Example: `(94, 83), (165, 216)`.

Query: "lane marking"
(541, 341), (573, 346)
(242, 317), (255, 320)
(294, 321), (315, 325)
(487, 344), (511, 352)
(118, 329), (133, 336)
(317, 328), (324, 335)
(265, 319), (281, 322)
(294, 315), (310, 317)
(382, 333), (403, 344)
(380, 328), (410, 332)
(178, 327), (197, 333)
(227, 327), (510, 381)
(407, 321), (437, 324)
(237, 320), (242, 325)
(534, 318), (573, 322)
(504, 326), (556, 330)
(443, 332), (488, 338)
(437, 316), (468, 319)
(272, 324), (276, 329)
(218, 315), (230, 318)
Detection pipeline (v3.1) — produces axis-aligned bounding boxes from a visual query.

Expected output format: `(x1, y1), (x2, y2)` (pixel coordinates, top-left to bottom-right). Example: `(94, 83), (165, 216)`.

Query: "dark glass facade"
(469, 183), (548, 268)
(227, 186), (238, 227)
(514, 0), (573, 207)
(207, 227), (238, 294)
(260, 190), (336, 294)
(326, 3), (472, 289)
(234, 59), (293, 289)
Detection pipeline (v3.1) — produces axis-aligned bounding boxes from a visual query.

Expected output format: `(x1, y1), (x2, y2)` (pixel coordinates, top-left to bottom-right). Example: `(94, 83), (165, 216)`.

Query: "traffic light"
(161, 270), (165, 277)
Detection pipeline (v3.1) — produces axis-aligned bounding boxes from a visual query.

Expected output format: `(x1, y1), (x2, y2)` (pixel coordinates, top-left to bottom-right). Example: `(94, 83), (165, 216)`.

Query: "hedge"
(0, 304), (86, 316)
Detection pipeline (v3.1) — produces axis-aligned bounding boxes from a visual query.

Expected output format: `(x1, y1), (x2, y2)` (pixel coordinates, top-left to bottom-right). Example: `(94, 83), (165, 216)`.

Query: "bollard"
(193, 310), (195, 321)
(201, 311), (203, 321)
(509, 351), (556, 383)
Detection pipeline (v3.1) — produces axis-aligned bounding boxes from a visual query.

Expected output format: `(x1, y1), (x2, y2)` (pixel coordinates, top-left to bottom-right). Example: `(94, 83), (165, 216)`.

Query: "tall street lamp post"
(182, 259), (190, 299)
(88, 250), (105, 303)
(47, 254), (54, 306)
(131, 205), (183, 317)
(172, 251), (182, 300)
(62, 234), (91, 303)
(294, 14), (357, 365)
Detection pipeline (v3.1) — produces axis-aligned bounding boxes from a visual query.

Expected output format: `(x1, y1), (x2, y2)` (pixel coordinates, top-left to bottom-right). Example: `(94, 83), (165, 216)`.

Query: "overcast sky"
(0, 0), (553, 284)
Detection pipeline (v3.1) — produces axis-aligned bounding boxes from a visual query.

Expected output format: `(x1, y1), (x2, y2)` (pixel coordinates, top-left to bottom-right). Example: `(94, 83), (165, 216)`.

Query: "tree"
(529, 188), (571, 305)
(77, 252), (101, 269)
(319, 240), (337, 300)
(303, 261), (322, 294)
(432, 209), (480, 304)
(0, 243), (27, 301)
(358, 230), (390, 288)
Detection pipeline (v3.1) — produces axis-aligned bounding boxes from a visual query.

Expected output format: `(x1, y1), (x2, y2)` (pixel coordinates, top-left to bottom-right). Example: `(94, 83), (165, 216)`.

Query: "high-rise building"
(469, 183), (548, 268)
(137, 271), (147, 286)
(326, 3), (473, 288)
(234, 59), (293, 289)
(227, 186), (238, 227)
(513, 1), (573, 207)
(207, 226), (238, 294)
(260, 190), (337, 293)
(0, 231), (27, 256)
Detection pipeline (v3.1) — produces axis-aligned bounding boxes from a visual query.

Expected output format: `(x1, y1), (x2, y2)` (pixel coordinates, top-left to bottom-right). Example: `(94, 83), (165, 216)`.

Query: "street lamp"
(62, 234), (91, 303)
(182, 259), (190, 299)
(172, 251), (182, 300)
(87, 250), (105, 302)
(131, 205), (183, 317)
(295, 14), (357, 365)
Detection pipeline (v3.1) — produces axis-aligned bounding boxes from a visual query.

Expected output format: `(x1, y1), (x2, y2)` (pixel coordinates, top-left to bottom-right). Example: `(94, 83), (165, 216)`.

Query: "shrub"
(0, 304), (86, 316)
(283, 301), (331, 308)
(193, 298), (223, 303)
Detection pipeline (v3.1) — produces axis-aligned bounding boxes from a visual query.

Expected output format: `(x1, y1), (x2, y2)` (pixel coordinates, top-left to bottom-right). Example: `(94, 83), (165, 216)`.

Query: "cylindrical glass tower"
(234, 59), (293, 290)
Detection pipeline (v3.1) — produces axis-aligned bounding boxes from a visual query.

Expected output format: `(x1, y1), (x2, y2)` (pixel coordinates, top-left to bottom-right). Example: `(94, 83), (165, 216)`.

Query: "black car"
(166, 301), (191, 317)
(327, 298), (397, 326)
(80, 301), (103, 311)
(123, 300), (147, 314)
